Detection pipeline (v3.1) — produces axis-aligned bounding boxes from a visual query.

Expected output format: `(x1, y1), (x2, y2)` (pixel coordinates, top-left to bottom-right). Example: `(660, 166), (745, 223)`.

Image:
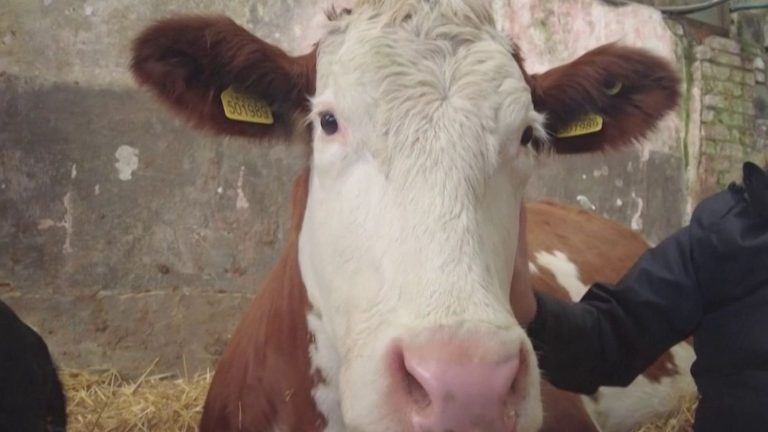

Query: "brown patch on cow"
(529, 43), (680, 154)
(131, 16), (317, 140)
(199, 169), (326, 432)
(530, 266), (573, 304)
(525, 199), (683, 384)
(526, 200), (648, 286)
(642, 350), (680, 383)
(540, 381), (600, 432)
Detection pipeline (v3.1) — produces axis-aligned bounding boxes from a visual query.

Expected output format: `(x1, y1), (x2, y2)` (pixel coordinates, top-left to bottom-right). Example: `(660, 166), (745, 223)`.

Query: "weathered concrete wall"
(1, 0), (317, 376)
(508, 1), (689, 243)
(1, 0), (760, 376)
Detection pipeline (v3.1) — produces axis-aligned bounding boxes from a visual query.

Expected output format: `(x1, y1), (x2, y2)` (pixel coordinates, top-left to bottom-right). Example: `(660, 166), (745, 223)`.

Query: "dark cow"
(0, 300), (67, 432)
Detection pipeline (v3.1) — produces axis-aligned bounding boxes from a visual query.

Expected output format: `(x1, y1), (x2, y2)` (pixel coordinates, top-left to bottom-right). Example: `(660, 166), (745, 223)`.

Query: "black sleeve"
(527, 224), (705, 394)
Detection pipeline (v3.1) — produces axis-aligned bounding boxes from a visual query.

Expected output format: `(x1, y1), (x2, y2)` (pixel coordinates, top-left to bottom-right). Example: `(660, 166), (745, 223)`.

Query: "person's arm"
(511, 208), (705, 394)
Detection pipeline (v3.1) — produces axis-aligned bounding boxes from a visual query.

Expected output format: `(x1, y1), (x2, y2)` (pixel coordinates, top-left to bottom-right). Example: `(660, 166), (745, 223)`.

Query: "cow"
(0, 300), (68, 432)
(130, 1), (687, 430)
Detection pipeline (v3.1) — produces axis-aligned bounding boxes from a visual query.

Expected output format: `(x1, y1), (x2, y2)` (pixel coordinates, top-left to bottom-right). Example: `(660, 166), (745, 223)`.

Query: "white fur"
(529, 262), (540, 275)
(307, 312), (345, 431)
(298, 1), (545, 430)
(583, 344), (697, 432)
(534, 250), (590, 301)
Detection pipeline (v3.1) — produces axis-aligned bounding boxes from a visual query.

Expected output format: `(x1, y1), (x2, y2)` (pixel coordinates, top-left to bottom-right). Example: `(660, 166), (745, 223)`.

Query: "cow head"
(132, 1), (679, 431)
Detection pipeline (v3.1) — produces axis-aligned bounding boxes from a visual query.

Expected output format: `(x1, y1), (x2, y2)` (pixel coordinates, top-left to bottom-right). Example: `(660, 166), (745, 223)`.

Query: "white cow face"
(298, 1), (544, 430)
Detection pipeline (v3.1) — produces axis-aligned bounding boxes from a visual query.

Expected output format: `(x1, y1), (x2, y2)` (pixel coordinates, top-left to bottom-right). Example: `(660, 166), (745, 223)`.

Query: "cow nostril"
(392, 345), (431, 409)
(404, 366), (431, 409)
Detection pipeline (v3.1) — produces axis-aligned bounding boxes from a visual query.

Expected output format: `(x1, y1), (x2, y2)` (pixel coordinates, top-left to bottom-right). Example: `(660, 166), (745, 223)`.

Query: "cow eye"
(520, 126), (534, 147)
(320, 112), (339, 135)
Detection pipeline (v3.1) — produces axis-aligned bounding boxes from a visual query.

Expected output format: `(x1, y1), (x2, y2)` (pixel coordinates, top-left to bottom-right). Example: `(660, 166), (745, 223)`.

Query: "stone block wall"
(689, 34), (768, 202)
(0, 0), (318, 377)
(509, 0), (688, 245)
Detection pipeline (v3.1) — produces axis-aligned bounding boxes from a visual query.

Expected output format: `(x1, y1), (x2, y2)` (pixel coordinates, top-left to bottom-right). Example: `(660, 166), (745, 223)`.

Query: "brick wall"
(690, 33), (768, 202)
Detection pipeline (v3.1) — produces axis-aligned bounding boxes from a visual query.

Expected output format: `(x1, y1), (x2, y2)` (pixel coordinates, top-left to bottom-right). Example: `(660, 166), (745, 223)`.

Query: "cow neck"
(219, 167), (326, 430)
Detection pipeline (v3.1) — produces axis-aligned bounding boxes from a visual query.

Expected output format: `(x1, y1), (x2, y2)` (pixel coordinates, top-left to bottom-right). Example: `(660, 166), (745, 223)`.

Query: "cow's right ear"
(528, 44), (680, 155)
(131, 15), (316, 139)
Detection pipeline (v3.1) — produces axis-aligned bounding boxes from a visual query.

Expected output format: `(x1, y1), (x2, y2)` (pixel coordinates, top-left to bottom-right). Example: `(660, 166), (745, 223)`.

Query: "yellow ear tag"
(555, 113), (604, 138)
(220, 87), (274, 125)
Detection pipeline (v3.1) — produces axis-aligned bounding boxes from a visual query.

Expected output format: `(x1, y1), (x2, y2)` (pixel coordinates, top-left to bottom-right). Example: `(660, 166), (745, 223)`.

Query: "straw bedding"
(61, 364), (696, 432)
(61, 361), (209, 432)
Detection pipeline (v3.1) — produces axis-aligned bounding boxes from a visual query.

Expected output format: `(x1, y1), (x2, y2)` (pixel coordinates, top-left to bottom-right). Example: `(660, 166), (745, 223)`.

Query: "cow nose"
(395, 344), (524, 432)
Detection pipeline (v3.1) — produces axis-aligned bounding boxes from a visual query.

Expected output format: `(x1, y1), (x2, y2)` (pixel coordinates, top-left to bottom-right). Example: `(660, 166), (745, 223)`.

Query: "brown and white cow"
(130, 1), (685, 430)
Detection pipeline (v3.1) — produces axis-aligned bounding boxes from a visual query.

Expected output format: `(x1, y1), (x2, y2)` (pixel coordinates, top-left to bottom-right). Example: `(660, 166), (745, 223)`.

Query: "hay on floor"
(634, 396), (697, 432)
(61, 361), (209, 432)
(61, 364), (696, 431)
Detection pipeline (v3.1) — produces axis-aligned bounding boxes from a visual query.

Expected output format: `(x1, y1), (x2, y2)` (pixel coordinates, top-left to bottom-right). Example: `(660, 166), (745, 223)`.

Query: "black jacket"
(528, 162), (768, 432)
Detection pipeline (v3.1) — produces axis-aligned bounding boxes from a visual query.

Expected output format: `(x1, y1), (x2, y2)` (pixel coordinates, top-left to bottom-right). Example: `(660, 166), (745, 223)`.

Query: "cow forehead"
(338, 0), (497, 29)
(318, 0), (513, 88)
(314, 0), (533, 178)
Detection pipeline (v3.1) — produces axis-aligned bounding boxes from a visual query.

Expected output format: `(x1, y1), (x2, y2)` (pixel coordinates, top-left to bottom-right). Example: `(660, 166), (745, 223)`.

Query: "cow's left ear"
(529, 43), (680, 154)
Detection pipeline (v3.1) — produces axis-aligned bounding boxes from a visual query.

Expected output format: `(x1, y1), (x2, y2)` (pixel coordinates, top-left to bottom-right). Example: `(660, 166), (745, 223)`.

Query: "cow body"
(131, 1), (684, 430)
(0, 300), (67, 432)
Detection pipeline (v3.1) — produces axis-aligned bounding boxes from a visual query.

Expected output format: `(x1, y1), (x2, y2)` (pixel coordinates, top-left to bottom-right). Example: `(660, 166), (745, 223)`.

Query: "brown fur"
(527, 200), (684, 415)
(198, 169), (326, 431)
(131, 16), (316, 139)
(527, 200), (650, 287)
(130, 15), (684, 431)
(541, 381), (600, 432)
(530, 44), (681, 154)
